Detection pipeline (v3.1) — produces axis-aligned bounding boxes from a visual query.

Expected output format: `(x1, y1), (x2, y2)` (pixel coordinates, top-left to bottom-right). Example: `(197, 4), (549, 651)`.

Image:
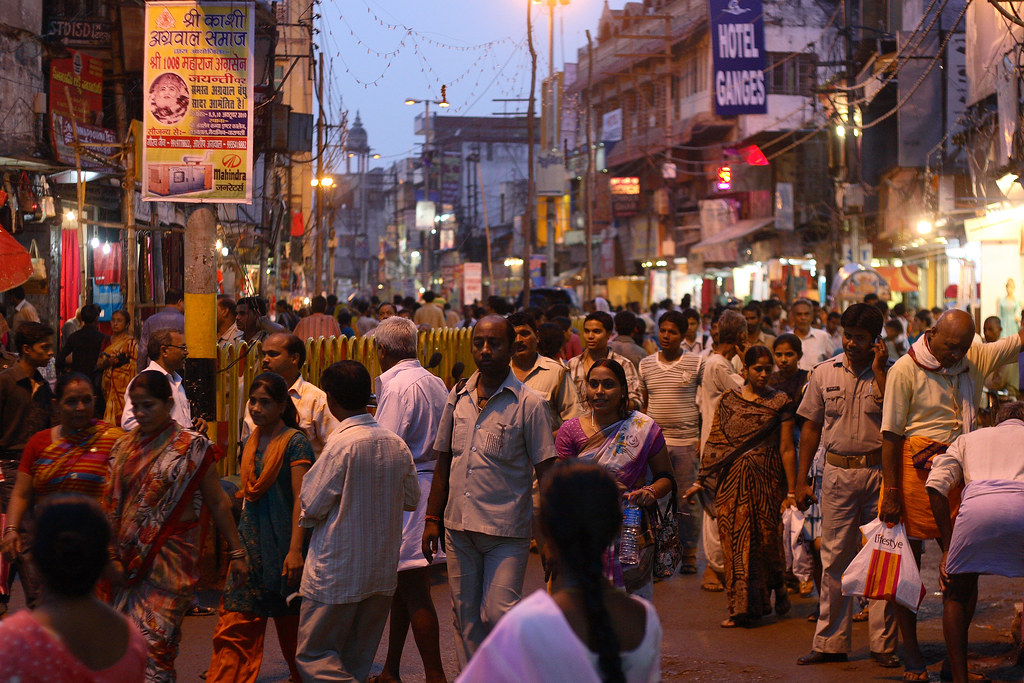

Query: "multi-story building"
(564, 0), (839, 307)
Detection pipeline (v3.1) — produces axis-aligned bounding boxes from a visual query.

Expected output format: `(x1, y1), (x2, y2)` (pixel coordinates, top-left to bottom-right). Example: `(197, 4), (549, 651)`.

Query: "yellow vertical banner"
(537, 196), (548, 246)
(142, 2), (254, 203)
(557, 194), (570, 243)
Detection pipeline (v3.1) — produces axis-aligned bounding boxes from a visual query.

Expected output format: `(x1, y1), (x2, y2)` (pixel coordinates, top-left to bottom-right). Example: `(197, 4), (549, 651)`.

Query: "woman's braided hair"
(540, 461), (626, 683)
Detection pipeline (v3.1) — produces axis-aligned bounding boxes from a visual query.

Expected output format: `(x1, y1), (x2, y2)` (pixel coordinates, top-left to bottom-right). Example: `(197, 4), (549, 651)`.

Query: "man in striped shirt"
(294, 295), (342, 341)
(639, 309), (704, 574)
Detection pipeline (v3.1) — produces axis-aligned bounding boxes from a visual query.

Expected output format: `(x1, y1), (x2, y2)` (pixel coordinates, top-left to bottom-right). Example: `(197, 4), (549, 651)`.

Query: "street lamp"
(405, 92), (450, 293)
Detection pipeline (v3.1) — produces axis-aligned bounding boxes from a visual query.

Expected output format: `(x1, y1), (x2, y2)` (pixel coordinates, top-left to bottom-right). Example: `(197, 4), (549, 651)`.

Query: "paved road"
(7, 545), (1022, 681)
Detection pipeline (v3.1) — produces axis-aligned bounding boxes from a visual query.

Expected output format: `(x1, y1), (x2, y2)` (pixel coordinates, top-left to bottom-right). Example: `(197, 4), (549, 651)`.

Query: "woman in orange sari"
(98, 309), (137, 426)
(1, 372), (123, 609)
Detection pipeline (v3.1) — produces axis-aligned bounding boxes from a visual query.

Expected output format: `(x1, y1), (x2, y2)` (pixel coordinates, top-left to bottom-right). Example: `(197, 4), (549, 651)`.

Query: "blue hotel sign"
(709, 0), (768, 116)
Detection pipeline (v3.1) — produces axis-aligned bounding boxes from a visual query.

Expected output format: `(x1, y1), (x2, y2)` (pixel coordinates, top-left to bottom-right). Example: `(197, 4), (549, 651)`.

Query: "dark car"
(515, 286), (580, 311)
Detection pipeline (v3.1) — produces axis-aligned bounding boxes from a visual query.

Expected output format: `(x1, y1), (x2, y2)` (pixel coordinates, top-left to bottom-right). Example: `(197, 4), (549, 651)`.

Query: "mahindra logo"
(222, 154), (242, 168)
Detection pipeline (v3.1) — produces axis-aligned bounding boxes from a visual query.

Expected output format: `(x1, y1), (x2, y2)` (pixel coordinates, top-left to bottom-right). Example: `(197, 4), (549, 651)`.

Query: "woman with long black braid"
(457, 462), (662, 682)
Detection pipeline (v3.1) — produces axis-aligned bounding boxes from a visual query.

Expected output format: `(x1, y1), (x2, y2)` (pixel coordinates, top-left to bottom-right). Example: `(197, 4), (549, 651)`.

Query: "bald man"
(880, 309), (1024, 678)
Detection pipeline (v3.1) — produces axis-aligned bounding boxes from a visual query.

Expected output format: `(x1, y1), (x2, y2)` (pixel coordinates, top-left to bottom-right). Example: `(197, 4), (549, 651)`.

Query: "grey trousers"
(445, 529), (530, 668)
(812, 463), (898, 654)
(666, 443), (701, 554)
(296, 594), (392, 682)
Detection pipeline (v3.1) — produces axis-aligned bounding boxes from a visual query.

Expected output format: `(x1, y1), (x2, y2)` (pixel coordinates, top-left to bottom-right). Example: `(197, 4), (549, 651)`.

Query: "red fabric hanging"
(61, 229), (80, 324)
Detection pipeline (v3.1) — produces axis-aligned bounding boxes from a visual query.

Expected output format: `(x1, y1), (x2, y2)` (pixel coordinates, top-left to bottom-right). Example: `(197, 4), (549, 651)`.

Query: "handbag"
(653, 491), (683, 580)
(28, 239), (46, 281)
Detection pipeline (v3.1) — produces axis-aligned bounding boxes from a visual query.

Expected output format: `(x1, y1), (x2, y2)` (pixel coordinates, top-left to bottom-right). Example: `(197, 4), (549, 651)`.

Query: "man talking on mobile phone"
(793, 303), (899, 669)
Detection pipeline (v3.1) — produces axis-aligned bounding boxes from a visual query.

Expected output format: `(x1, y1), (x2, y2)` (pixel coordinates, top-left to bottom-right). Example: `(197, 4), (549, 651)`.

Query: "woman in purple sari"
(555, 359), (675, 597)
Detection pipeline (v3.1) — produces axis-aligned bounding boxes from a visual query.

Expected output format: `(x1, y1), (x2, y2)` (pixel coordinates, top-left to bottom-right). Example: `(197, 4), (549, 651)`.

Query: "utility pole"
(423, 99), (432, 292)
(109, 0), (136, 329)
(842, 0), (859, 268)
(584, 30), (595, 302)
(544, 0), (556, 286)
(524, 0), (537, 305)
(314, 51), (325, 295)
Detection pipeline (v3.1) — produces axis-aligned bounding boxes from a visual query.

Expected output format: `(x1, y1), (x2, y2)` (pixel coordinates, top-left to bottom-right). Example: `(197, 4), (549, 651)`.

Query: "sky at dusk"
(317, 0), (609, 167)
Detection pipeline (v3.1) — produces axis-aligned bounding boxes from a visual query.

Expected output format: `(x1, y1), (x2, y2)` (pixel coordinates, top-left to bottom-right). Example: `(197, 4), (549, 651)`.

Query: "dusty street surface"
(7, 543), (1018, 681)
(164, 543), (1023, 682)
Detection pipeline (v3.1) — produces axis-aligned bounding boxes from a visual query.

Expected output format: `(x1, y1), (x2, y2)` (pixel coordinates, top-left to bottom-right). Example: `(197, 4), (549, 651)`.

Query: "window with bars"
(765, 53), (816, 96)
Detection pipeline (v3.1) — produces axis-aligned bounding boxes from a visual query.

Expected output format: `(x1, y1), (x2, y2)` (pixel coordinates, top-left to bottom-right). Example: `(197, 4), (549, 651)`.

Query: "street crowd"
(1, 284), (1024, 683)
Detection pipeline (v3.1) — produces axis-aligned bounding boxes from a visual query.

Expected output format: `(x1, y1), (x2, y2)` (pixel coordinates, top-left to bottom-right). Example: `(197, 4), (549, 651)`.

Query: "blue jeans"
(445, 529), (530, 668)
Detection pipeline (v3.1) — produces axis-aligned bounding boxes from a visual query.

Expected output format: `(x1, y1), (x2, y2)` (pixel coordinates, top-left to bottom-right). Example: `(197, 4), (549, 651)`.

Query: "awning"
(691, 217), (775, 250)
(554, 266), (584, 283)
(0, 226), (32, 292)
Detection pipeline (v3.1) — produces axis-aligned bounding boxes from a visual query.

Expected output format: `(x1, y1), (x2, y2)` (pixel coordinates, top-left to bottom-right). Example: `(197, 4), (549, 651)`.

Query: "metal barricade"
(215, 328), (478, 471)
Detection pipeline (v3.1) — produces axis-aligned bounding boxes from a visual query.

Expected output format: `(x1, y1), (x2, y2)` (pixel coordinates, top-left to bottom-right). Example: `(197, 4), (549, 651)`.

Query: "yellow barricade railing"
(215, 329), (477, 474)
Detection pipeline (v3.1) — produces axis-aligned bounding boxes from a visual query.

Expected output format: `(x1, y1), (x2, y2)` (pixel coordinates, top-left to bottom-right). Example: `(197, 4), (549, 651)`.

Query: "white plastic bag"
(841, 519), (926, 612)
(782, 506), (812, 582)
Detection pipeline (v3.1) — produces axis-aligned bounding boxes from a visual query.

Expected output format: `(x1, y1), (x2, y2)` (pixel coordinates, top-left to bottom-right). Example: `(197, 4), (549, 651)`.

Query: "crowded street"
(5, 0), (1024, 682)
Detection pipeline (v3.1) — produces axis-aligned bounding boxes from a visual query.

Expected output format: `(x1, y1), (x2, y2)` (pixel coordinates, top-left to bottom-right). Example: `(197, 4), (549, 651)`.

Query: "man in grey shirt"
(422, 316), (557, 666)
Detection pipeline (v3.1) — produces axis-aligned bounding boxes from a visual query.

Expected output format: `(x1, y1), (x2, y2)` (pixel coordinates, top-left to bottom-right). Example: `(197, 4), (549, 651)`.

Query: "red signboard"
(50, 50), (104, 125)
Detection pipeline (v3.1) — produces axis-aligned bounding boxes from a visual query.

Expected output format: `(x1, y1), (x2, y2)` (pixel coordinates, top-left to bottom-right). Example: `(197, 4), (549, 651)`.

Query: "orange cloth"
(879, 435), (961, 539)
(239, 427), (299, 502)
(206, 607), (300, 683)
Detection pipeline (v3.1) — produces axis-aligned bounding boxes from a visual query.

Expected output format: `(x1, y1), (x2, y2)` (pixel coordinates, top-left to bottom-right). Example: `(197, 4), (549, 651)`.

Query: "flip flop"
(701, 581), (725, 592)
(902, 669), (928, 682)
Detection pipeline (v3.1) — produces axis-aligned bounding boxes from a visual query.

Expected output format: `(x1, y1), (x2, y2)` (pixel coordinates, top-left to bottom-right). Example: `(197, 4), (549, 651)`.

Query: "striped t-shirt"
(639, 353), (703, 446)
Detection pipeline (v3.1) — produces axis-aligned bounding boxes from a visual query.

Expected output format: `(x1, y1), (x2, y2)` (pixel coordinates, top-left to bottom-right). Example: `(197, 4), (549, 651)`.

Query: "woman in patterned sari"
(98, 309), (137, 426)
(555, 358), (675, 598)
(105, 370), (248, 682)
(1, 372), (123, 608)
(686, 345), (798, 627)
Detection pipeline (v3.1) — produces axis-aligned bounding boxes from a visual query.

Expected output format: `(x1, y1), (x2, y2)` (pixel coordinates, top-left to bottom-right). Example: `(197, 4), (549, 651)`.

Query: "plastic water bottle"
(620, 503), (642, 565)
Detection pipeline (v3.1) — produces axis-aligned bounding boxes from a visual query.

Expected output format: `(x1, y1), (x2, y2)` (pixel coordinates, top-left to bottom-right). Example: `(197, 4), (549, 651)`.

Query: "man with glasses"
(121, 327), (203, 433)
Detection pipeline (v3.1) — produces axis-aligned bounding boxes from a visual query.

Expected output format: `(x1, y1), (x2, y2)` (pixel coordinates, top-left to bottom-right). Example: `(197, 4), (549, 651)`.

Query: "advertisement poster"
(709, 0), (767, 116)
(142, 2), (254, 203)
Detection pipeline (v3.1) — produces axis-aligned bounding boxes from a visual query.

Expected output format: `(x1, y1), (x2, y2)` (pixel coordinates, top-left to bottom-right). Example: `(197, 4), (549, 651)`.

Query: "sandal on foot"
(903, 669), (928, 682)
(701, 581), (725, 592)
(720, 616), (752, 628)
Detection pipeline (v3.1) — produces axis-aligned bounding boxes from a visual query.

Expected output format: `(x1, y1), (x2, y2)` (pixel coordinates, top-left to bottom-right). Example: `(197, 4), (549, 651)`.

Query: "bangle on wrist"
(3, 526), (17, 535)
(424, 514), (441, 524)
(228, 548), (247, 560)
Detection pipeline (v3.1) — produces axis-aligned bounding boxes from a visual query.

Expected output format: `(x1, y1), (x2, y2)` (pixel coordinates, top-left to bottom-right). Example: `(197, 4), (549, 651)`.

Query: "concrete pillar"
(183, 204), (218, 436)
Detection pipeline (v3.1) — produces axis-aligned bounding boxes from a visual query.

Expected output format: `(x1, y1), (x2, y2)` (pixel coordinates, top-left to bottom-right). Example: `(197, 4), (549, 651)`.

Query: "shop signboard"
(610, 176), (640, 218)
(774, 182), (794, 231)
(463, 262), (482, 305)
(601, 109), (622, 142)
(709, 0), (767, 115)
(45, 1), (112, 49)
(142, 1), (254, 203)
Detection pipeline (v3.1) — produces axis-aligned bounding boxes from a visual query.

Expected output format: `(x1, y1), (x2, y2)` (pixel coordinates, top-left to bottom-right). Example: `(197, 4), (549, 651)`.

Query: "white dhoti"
(397, 470), (446, 571)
